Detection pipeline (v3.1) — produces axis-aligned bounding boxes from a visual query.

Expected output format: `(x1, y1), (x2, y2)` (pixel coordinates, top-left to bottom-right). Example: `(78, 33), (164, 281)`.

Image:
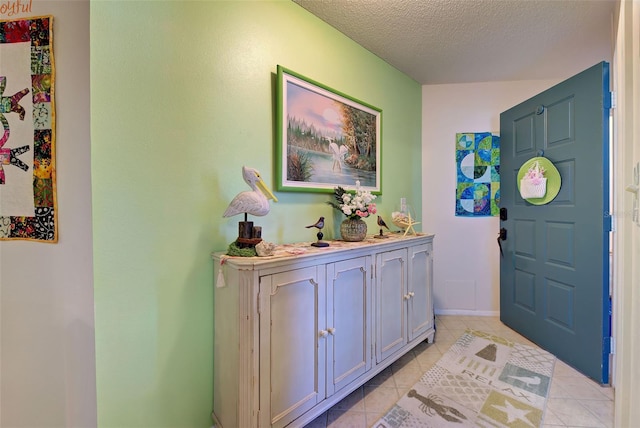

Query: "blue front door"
(499, 62), (611, 384)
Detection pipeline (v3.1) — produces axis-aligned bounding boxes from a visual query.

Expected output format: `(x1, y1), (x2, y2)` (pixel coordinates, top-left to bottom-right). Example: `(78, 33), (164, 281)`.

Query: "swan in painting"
(329, 142), (348, 171)
(223, 166), (278, 218)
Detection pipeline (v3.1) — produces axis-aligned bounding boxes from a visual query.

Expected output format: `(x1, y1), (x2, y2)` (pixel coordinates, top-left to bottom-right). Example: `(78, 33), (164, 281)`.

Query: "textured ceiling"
(293, 0), (618, 85)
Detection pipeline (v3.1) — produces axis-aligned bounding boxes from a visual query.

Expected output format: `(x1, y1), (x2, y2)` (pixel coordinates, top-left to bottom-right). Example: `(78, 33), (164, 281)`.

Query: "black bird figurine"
(306, 216), (329, 247)
(376, 215), (390, 238)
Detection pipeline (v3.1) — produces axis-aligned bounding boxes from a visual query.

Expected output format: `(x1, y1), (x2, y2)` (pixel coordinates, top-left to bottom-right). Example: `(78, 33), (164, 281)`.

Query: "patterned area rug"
(374, 329), (556, 428)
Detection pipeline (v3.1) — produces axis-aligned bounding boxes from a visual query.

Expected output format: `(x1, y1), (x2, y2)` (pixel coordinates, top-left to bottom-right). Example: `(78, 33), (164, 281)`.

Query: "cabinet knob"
(409, 291), (415, 298)
(327, 327), (336, 335)
(404, 294), (411, 300)
(319, 330), (329, 338)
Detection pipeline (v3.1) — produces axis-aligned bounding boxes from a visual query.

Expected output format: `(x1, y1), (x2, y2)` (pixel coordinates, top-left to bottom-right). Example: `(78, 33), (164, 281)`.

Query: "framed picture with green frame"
(276, 65), (382, 194)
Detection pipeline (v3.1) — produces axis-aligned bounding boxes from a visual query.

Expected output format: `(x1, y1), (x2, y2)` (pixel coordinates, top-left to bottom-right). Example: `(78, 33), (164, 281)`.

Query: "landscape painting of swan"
(277, 66), (381, 193)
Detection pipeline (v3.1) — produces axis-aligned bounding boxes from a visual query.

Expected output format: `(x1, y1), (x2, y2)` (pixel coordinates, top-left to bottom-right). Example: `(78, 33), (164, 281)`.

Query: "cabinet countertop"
(212, 233), (435, 267)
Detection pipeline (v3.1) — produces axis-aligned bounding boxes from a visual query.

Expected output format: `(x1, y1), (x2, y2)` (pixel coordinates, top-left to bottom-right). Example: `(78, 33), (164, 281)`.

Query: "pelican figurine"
(223, 166), (278, 219)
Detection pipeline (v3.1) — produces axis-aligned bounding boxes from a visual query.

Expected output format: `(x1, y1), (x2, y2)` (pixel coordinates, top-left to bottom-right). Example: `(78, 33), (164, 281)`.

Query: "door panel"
(500, 62), (610, 384)
(327, 257), (371, 395)
(407, 243), (434, 341)
(376, 249), (407, 362)
(260, 266), (326, 427)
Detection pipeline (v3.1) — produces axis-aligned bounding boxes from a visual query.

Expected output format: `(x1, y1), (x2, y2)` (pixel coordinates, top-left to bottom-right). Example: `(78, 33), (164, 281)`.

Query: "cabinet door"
(259, 266), (326, 428)
(326, 257), (371, 396)
(407, 243), (434, 341)
(375, 248), (407, 362)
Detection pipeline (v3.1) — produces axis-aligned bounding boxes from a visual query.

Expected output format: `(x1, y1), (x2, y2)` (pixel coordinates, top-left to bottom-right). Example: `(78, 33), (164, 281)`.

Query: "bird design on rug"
(508, 375), (541, 387)
(223, 166), (278, 219)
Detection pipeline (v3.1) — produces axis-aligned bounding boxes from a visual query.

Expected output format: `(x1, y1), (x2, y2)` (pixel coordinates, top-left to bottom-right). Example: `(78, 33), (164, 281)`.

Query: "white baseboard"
(434, 309), (500, 317)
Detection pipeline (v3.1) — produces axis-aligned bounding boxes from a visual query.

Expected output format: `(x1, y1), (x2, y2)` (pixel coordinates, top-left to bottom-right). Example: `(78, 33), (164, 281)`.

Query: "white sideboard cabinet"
(212, 234), (435, 428)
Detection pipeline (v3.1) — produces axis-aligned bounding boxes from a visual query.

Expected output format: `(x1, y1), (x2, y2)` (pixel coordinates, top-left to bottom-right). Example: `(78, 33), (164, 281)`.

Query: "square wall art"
(455, 132), (500, 217)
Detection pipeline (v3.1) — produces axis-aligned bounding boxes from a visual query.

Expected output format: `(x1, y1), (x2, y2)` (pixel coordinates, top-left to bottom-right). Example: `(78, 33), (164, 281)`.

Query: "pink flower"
(329, 184), (377, 220)
(525, 162), (545, 184)
(530, 177), (544, 185)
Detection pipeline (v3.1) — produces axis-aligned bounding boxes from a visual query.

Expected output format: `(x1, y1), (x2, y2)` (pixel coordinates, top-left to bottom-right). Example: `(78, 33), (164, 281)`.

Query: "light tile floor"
(305, 315), (614, 428)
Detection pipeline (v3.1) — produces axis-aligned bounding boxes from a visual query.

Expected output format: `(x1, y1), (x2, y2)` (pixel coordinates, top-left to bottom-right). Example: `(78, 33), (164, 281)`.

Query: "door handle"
(500, 228), (507, 241)
(497, 228), (507, 257)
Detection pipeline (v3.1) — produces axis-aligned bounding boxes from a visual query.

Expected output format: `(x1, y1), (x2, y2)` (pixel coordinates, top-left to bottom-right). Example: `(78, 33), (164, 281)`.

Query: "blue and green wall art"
(455, 132), (500, 217)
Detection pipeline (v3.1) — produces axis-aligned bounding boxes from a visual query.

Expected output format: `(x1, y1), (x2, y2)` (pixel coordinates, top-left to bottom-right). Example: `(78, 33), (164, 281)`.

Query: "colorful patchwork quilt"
(0, 15), (56, 241)
(456, 132), (500, 217)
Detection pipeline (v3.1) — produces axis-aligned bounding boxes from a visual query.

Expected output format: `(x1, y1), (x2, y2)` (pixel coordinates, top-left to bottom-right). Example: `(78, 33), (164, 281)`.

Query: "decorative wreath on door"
(517, 157), (561, 205)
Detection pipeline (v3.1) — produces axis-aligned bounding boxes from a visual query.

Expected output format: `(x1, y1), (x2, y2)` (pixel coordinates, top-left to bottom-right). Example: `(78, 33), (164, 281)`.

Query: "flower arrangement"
(328, 181), (377, 220)
(520, 160), (548, 199)
(524, 161), (546, 185)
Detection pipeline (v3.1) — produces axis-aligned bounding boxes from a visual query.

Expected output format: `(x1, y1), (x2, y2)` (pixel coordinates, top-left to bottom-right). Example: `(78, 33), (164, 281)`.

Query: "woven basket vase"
(340, 218), (367, 242)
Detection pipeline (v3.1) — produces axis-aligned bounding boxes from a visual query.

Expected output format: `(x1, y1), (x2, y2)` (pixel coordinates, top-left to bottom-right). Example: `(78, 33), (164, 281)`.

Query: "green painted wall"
(91, 1), (421, 426)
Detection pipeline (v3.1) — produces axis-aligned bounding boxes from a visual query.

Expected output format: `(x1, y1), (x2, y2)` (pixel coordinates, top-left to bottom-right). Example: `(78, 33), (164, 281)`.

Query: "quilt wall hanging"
(0, 15), (56, 242)
(455, 132), (500, 217)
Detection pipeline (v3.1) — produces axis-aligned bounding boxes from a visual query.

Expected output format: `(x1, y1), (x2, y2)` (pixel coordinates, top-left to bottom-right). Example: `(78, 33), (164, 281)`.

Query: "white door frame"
(612, 1), (640, 426)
